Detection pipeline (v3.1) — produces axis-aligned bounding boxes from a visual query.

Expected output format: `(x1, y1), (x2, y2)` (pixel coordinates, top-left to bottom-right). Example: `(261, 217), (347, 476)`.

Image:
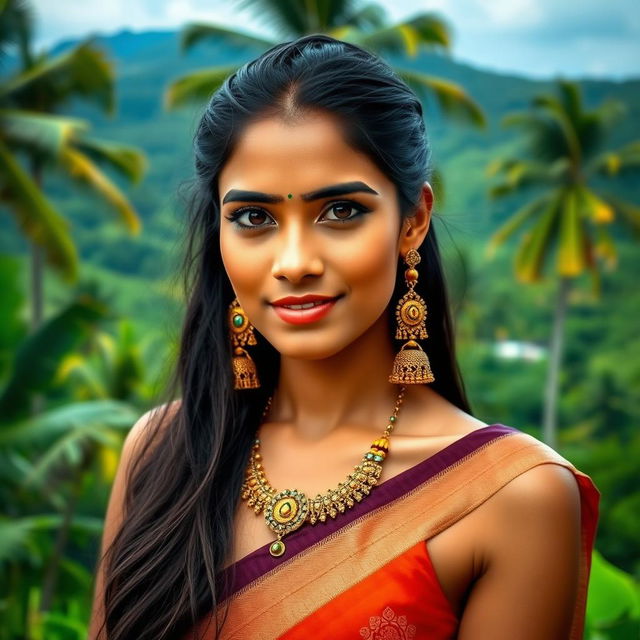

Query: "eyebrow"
(221, 181), (380, 205)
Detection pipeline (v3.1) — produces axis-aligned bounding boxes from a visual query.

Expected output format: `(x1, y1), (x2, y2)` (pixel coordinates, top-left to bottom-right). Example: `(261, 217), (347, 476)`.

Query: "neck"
(267, 312), (410, 441)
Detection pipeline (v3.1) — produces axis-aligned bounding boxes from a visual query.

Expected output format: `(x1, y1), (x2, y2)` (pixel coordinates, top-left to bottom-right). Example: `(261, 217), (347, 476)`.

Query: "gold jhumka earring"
(228, 297), (261, 389)
(389, 248), (435, 385)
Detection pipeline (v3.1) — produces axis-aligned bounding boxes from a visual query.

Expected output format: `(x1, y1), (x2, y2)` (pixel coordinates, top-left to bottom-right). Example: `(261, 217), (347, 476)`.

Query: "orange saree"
(187, 424), (600, 639)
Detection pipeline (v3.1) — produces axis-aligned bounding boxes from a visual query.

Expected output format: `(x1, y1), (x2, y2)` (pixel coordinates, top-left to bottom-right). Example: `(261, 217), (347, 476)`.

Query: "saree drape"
(186, 424), (600, 639)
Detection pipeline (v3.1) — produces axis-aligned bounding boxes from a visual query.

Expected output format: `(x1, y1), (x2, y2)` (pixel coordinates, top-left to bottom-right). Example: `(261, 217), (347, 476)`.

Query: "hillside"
(2, 28), (639, 340)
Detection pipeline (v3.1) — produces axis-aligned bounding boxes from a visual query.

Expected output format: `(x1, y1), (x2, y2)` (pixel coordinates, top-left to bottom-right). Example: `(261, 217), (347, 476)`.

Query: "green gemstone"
(270, 540), (285, 557)
(287, 193), (293, 199)
(233, 314), (243, 327)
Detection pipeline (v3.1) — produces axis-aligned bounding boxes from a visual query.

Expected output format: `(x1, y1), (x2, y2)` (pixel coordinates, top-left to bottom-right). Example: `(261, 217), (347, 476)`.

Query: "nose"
(270, 218), (324, 283)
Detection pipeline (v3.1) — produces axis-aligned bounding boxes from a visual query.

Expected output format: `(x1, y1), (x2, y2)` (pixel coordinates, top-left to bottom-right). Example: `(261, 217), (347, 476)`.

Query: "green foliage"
(0, 6), (638, 638)
(486, 79), (640, 293)
(0, 2), (147, 283)
(0, 293), (109, 418)
(585, 550), (640, 638)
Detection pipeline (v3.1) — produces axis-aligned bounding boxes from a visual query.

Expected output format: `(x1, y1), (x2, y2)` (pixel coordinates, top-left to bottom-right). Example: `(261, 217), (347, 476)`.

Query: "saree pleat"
(186, 425), (600, 640)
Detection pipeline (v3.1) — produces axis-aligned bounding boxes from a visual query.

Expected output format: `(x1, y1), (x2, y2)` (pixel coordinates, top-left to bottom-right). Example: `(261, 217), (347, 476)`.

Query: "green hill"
(2, 29), (639, 340)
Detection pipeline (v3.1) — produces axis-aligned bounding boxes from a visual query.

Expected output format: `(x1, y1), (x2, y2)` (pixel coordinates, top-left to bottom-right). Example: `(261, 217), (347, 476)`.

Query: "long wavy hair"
(100, 34), (472, 640)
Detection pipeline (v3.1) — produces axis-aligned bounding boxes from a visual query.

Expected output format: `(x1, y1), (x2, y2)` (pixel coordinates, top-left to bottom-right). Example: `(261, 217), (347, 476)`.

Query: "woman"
(89, 34), (600, 640)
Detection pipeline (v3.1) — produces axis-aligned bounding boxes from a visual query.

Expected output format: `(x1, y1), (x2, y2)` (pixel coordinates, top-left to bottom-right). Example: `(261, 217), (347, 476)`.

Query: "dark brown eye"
(246, 210), (268, 225)
(322, 201), (371, 224)
(225, 207), (275, 230)
(331, 203), (353, 220)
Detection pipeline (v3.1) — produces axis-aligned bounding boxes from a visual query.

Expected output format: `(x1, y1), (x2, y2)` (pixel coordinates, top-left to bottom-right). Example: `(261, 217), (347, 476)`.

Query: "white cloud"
(475, 0), (543, 28)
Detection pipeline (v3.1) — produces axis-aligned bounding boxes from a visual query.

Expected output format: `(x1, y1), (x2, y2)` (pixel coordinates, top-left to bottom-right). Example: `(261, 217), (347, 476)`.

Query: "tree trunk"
(542, 276), (572, 449)
(29, 161), (45, 332)
(38, 454), (88, 614)
(30, 243), (44, 331)
(29, 164), (45, 415)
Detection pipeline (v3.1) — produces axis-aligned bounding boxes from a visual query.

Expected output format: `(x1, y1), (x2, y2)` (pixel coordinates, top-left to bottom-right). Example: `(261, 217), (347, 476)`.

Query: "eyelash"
(224, 199), (372, 231)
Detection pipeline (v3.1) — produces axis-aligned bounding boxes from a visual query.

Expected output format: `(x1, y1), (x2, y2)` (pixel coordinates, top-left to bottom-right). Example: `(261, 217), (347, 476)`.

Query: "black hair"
(99, 33), (471, 640)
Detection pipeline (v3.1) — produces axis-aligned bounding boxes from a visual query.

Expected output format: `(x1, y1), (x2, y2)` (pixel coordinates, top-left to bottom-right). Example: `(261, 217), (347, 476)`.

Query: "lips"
(270, 294), (343, 308)
(271, 296), (342, 325)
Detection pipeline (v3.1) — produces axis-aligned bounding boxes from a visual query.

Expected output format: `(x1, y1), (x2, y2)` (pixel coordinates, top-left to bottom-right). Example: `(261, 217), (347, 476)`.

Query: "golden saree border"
(198, 428), (600, 640)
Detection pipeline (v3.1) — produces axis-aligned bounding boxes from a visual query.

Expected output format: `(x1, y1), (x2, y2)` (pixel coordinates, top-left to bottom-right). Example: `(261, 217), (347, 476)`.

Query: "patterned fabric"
(184, 424), (600, 640)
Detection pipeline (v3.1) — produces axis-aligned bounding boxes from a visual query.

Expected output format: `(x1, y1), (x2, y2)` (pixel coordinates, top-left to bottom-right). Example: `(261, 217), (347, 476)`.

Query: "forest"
(1, 1), (639, 637)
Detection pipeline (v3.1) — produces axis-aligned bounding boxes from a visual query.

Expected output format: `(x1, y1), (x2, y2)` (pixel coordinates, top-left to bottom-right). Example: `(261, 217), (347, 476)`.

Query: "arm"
(458, 463), (582, 640)
(87, 403), (178, 640)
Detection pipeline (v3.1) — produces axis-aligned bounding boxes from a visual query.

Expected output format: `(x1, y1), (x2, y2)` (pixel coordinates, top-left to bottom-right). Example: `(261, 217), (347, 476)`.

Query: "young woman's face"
(218, 111), (410, 360)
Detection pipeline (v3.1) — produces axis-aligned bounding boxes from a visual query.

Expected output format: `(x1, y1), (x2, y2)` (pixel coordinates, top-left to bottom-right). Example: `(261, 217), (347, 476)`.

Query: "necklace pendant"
(264, 489), (308, 554)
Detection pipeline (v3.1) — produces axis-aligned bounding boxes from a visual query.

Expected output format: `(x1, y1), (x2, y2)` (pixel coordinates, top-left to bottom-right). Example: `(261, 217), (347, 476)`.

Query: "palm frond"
(23, 420), (123, 489)
(180, 22), (275, 52)
(588, 141), (640, 176)
(59, 146), (142, 234)
(486, 191), (554, 258)
(593, 224), (618, 269)
(74, 137), (147, 183)
(487, 159), (560, 198)
(394, 67), (485, 127)
(577, 186), (615, 224)
(337, 3), (387, 30)
(0, 400), (137, 447)
(0, 108), (88, 158)
(0, 293), (108, 416)
(602, 195), (640, 240)
(0, 139), (77, 280)
(0, 515), (103, 565)
(556, 187), (590, 276)
(2, 39), (115, 114)
(355, 13), (450, 58)
(164, 64), (240, 110)
(513, 190), (562, 282)
(235, 0), (311, 35)
(55, 353), (109, 399)
(589, 98), (627, 131)
(531, 93), (581, 164)
(502, 108), (574, 164)
(557, 79), (583, 124)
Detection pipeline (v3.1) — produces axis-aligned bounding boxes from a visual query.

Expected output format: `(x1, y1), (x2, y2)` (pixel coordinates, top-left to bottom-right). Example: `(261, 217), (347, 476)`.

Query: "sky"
(31, 0), (640, 80)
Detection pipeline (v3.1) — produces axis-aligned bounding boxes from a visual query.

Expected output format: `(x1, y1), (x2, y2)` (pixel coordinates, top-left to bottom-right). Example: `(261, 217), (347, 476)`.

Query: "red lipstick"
(270, 294), (343, 325)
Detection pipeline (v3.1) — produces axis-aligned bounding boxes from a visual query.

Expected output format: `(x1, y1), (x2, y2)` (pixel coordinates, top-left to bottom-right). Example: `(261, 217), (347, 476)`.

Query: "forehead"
(218, 112), (391, 195)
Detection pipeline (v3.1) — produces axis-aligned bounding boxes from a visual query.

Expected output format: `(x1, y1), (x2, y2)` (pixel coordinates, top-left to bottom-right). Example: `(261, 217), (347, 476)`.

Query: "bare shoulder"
(458, 463), (582, 639)
(488, 463), (581, 524)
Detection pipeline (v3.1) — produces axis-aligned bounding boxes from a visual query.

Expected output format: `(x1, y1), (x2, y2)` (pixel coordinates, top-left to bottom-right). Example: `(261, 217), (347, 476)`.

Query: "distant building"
(493, 340), (546, 362)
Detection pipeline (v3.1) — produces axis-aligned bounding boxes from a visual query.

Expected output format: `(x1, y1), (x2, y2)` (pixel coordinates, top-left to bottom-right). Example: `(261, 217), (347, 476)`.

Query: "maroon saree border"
(218, 423), (519, 602)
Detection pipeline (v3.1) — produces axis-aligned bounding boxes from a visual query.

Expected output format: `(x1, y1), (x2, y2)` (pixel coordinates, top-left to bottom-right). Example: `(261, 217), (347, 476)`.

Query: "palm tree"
(165, 0), (485, 129)
(0, 0), (146, 329)
(485, 79), (640, 449)
(0, 271), (140, 630)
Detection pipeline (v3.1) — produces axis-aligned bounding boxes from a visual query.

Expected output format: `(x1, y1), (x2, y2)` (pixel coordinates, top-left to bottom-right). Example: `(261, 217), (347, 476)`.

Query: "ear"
(397, 181), (434, 256)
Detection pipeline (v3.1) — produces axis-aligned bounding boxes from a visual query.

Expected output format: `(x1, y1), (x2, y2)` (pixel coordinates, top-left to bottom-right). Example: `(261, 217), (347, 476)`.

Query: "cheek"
(219, 229), (263, 302)
(332, 218), (398, 305)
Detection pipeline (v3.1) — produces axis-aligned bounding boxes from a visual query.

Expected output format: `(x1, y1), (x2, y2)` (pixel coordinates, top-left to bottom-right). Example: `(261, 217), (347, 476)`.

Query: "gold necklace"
(240, 385), (407, 557)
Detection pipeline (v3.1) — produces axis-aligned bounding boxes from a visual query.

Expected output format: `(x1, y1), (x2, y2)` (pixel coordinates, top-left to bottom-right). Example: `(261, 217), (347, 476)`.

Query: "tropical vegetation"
(486, 79), (640, 449)
(0, 1), (638, 638)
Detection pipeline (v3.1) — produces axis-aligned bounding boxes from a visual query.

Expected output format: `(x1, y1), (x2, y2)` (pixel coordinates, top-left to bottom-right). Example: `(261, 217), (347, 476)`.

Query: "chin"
(271, 335), (353, 361)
